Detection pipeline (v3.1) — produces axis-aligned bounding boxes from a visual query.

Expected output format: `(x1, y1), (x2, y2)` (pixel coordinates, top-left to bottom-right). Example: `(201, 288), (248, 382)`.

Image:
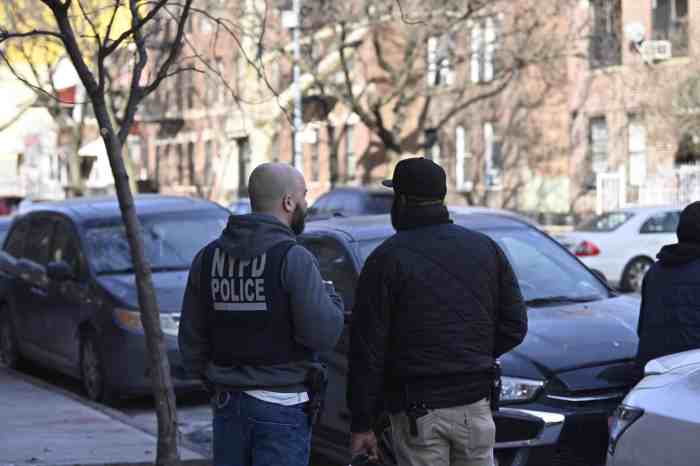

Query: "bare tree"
(1, 2), (197, 464)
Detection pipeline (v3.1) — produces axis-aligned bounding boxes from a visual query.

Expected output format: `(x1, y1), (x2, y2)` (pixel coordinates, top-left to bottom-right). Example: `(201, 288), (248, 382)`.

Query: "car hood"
(501, 295), (640, 378)
(96, 270), (189, 313)
(644, 349), (700, 375)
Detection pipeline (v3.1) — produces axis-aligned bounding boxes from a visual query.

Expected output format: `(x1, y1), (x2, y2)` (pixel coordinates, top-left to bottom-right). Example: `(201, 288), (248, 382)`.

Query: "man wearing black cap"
(636, 201), (700, 371)
(347, 157), (527, 466)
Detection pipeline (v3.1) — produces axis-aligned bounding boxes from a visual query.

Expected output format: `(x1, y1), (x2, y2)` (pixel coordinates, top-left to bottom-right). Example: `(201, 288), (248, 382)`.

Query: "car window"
(0, 223), (9, 247)
(300, 236), (356, 312)
(577, 211), (634, 232)
(368, 194), (394, 214)
(3, 219), (28, 258)
(51, 219), (85, 278)
(85, 210), (228, 274)
(24, 217), (54, 267)
(357, 226), (608, 303)
(311, 193), (330, 213)
(640, 211), (680, 234)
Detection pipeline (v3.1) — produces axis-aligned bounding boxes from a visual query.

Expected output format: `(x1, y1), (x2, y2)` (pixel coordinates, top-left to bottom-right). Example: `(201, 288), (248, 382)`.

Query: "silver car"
(606, 349), (700, 466)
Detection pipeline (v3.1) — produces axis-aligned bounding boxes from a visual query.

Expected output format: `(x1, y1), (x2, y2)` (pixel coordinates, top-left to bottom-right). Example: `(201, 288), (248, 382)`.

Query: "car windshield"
(577, 212), (634, 232)
(357, 227), (608, 303)
(85, 211), (228, 274)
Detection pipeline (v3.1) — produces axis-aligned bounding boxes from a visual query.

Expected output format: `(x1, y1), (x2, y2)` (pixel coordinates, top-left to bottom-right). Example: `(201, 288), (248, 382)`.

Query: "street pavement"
(0, 367), (207, 466)
(1, 363), (334, 466)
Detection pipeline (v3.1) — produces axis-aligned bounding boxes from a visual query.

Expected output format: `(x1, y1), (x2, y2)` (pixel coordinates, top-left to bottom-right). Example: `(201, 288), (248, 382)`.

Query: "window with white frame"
(456, 126), (473, 191)
(484, 122), (503, 188)
(424, 128), (440, 165)
(427, 34), (454, 87)
(628, 114), (647, 186)
(471, 16), (501, 84)
(652, 0), (688, 57)
(589, 116), (609, 173)
(345, 124), (356, 180)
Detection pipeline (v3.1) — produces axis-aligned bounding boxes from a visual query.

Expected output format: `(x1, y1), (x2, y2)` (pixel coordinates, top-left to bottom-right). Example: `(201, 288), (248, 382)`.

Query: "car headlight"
(500, 376), (545, 403)
(608, 405), (644, 455)
(113, 309), (180, 337)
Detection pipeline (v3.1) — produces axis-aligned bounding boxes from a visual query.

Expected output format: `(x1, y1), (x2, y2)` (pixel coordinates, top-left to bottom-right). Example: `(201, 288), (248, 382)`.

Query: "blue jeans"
(212, 391), (311, 466)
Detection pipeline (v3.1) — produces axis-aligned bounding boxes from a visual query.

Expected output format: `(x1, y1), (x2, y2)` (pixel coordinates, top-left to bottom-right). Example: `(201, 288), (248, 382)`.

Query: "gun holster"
(305, 364), (329, 427)
(490, 361), (502, 412)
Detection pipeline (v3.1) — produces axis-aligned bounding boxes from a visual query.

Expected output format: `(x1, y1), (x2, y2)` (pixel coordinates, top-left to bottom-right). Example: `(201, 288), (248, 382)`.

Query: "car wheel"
(80, 333), (116, 404)
(621, 257), (653, 293)
(0, 310), (21, 369)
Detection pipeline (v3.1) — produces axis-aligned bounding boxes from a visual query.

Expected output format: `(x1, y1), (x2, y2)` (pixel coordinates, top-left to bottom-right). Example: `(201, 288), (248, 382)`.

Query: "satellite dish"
(624, 22), (646, 44)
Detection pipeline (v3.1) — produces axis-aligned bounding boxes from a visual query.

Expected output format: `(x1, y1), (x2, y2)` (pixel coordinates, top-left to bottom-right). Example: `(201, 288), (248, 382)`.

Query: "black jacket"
(347, 207), (527, 432)
(636, 248), (700, 369)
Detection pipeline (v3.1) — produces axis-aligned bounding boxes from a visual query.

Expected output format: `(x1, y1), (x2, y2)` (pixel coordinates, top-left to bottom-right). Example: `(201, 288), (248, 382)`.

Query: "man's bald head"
(249, 163), (306, 214)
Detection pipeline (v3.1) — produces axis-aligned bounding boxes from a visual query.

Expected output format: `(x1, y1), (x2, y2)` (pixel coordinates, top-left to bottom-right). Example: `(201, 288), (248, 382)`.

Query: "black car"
(0, 195), (230, 403)
(298, 211), (640, 466)
(308, 187), (394, 220)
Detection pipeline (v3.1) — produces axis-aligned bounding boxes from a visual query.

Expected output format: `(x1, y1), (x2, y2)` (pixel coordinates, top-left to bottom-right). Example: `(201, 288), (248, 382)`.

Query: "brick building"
(140, 0), (700, 218)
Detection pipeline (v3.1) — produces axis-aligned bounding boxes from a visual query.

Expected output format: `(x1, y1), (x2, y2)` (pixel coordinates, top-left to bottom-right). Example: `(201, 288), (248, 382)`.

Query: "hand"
(350, 431), (379, 462)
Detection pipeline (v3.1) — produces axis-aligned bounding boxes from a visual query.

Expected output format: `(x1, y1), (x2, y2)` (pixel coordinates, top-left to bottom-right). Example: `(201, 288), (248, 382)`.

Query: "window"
(187, 141), (196, 185)
(456, 126), (473, 191)
(237, 137), (251, 196)
(345, 125), (356, 180)
(589, 0), (622, 68)
(427, 34), (454, 87)
(300, 236), (357, 311)
(185, 71), (195, 109)
(577, 211), (634, 231)
(652, 0), (688, 57)
(204, 140), (214, 185)
(50, 219), (84, 278)
(4, 218), (29, 258)
(589, 116), (609, 174)
(484, 122), (502, 188)
(640, 211), (681, 234)
(628, 114), (647, 186)
(216, 57), (226, 104)
(471, 16), (501, 83)
(176, 144), (185, 184)
(311, 128), (320, 182)
(26, 217), (54, 267)
(425, 128), (440, 165)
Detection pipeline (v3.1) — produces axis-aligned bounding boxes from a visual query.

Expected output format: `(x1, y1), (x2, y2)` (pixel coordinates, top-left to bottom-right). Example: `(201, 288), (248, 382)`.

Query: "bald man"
(179, 163), (344, 466)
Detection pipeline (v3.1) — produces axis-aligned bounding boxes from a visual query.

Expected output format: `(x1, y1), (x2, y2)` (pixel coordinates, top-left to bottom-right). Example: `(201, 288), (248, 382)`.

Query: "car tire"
(80, 332), (117, 405)
(620, 257), (653, 293)
(0, 308), (21, 369)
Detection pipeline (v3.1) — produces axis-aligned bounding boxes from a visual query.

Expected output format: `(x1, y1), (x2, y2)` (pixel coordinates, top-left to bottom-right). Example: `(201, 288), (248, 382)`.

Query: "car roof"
(618, 205), (685, 214)
(14, 195), (226, 225)
(318, 186), (392, 196)
(305, 209), (533, 241)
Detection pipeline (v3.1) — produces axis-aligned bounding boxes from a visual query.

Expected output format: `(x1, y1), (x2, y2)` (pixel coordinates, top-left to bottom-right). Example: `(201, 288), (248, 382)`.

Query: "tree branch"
(0, 29), (63, 41)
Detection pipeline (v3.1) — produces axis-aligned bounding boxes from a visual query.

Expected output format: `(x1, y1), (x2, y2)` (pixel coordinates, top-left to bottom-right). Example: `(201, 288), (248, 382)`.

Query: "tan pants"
(389, 398), (496, 466)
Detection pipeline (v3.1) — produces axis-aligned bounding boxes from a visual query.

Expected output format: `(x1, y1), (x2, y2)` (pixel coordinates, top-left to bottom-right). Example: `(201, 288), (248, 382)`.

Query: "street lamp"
(282, 0), (304, 173)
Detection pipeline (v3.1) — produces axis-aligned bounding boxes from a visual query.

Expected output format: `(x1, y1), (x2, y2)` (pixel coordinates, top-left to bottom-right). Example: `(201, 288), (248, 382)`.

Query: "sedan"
(0, 195), (230, 403)
(607, 349), (700, 466)
(308, 187), (393, 220)
(557, 206), (682, 292)
(299, 211), (641, 466)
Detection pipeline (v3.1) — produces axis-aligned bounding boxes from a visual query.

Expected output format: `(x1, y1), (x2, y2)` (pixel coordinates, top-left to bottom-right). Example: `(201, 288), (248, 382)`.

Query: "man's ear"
(282, 193), (294, 213)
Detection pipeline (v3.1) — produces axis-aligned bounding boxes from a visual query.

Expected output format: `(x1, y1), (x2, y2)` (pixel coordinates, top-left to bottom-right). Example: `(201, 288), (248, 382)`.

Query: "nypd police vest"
(201, 240), (312, 367)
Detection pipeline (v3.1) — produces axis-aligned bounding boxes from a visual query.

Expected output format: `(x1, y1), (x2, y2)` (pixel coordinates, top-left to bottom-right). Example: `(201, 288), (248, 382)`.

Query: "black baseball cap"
(382, 157), (447, 200)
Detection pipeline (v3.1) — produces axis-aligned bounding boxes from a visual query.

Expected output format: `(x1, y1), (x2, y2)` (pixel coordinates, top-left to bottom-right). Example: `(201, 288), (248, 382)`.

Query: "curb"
(4, 368), (211, 462)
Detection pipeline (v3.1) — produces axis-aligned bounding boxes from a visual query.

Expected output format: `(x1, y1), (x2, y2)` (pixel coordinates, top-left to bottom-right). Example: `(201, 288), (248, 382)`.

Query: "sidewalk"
(0, 368), (208, 466)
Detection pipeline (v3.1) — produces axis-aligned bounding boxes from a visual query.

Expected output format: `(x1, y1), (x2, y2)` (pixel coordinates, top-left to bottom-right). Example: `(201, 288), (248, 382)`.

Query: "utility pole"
(292, 0), (303, 172)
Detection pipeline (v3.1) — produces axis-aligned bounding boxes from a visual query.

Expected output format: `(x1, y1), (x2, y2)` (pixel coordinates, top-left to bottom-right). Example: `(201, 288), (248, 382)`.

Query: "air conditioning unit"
(641, 40), (672, 62)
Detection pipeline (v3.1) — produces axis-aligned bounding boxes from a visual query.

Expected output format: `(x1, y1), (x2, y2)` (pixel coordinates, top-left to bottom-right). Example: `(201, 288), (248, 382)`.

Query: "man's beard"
(291, 204), (307, 235)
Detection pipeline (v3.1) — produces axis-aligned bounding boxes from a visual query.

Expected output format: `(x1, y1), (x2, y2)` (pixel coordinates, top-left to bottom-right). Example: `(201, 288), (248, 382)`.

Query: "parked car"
(0, 217), (11, 246)
(227, 197), (252, 215)
(308, 187), (393, 220)
(606, 349), (700, 466)
(0, 195), (230, 403)
(557, 206), (683, 292)
(299, 210), (641, 466)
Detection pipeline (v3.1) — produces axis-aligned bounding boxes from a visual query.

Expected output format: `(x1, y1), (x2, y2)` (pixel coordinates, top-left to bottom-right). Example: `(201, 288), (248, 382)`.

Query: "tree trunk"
(92, 101), (180, 466)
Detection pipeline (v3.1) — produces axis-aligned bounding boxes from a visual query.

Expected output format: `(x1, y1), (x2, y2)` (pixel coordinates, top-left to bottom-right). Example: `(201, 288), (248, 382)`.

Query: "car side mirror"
(47, 261), (74, 282)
